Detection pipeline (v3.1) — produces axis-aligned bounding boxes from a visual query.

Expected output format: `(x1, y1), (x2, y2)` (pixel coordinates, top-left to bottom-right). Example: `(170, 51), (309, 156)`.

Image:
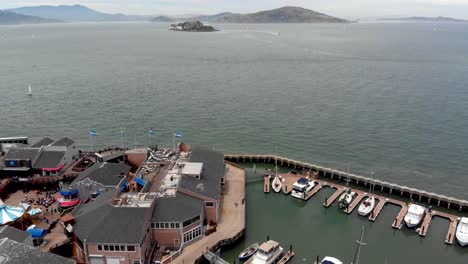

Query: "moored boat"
(291, 178), (316, 199)
(338, 189), (355, 209)
(272, 176), (282, 193)
(456, 217), (468, 246)
(358, 196), (375, 216)
(246, 240), (283, 264)
(239, 243), (259, 261)
(320, 256), (343, 264)
(404, 203), (425, 228)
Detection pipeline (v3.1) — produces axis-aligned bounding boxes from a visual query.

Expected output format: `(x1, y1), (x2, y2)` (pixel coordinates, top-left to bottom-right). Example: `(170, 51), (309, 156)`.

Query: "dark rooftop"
(0, 226), (31, 244)
(72, 162), (131, 186)
(152, 192), (204, 222)
(73, 191), (150, 244)
(0, 237), (75, 264)
(50, 137), (75, 147)
(30, 137), (54, 148)
(178, 146), (226, 200)
(32, 150), (66, 169)
(4, 148), (39, 161)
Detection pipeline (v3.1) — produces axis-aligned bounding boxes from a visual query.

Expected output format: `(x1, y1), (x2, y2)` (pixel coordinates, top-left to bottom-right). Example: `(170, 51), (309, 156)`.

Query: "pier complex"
(227, 154), (466, 245)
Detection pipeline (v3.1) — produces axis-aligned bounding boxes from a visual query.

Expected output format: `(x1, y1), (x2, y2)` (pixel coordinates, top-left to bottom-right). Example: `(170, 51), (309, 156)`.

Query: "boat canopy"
(60, 188), (78, 196)
(27, 228), (47, 238)
(297, 178), (309, 184)
(135, 177), (146, 186)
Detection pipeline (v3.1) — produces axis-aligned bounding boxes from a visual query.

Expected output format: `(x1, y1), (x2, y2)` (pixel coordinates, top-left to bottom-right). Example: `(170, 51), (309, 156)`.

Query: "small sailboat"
(404, 203), (425, 228)
(358, 169), (376, 216)
(238, 242), (259, 261)
(272, 175), (282, 193)
(338, 188), (355, 209)
(456, 217), (468, 246)
(26, 84), (32, 96)
(320, 256), (343, 264)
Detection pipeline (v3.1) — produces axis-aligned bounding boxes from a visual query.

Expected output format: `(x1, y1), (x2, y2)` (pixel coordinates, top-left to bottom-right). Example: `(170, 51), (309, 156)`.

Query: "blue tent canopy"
(60, 189), (78, 196)
(134, 177), (146, 186)
(27, 228), (47, 238)
(120, 181), (129, 191)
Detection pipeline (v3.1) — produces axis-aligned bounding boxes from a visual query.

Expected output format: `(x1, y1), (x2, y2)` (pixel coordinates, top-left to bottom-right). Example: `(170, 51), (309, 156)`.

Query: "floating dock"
(278, 250), (295, 264)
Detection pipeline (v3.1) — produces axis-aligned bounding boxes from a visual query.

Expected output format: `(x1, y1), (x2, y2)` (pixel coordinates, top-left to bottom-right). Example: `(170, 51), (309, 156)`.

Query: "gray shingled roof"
(72, 162), (131, 186)
(50, 138), (75, 147)
(0, 226), (31, 244)
(73, 191), (150, 244)
(178, 146), (225, 200)
(152, 192), (204, 222)
(0, 238), (75, 264)
(32, 150), (65, 169)
(4, 148), (39, 161)
(30, 137), (54, 148)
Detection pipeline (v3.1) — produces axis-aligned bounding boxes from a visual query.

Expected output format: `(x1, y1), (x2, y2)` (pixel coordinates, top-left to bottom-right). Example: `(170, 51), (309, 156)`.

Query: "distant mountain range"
(151, 7), (347, 24)
(382, 16), (467, 22)
(6, 5), (149, 22)
(0, 10), (61, 25)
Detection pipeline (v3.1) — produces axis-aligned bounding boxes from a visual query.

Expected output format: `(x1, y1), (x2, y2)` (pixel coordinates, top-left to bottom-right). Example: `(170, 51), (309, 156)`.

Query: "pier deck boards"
(391, 202), (408, 229)
(278, 251), (295, 264)
(303, 182), (324, 200)
(418, 210), (459, 244)
(345, 192), (367, 214)
(281, 174), (297, 194)
(323, 187), (344, 207)
(369, 198), (386, 221)
(264, 176), (270, 193)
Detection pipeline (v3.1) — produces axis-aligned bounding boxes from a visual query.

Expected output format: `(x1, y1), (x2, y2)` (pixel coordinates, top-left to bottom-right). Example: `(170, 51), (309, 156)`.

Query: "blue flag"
(120, 128), (127, 136)
(90, 129), (98, 136)
(174, 131), (182, 138)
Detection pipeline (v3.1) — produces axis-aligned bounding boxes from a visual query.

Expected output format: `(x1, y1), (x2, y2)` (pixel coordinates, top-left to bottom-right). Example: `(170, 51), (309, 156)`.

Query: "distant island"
(151, 6), (347, 24)
(0, 10), (61, 25)
(169, 21), (217, 32)
(382, 16), (467, 22)
(213, 6), (348, 23)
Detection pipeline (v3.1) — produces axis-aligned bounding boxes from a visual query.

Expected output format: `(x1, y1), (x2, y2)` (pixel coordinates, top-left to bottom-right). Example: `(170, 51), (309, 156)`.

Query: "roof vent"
(196, 183), (204, 192)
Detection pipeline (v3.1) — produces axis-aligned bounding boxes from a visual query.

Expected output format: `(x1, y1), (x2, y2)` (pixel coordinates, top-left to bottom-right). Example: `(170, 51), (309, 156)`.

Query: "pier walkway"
(225, 154), (468, 212)
(171, 164), (245, 264)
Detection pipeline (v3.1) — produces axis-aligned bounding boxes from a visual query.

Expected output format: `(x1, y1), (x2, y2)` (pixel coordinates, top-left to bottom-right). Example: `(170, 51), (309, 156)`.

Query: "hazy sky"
(2, 0), (468, 19)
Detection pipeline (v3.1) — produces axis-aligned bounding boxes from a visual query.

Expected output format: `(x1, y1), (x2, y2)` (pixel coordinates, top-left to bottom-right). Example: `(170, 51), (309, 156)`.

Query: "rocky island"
(169, 21), (217, 32)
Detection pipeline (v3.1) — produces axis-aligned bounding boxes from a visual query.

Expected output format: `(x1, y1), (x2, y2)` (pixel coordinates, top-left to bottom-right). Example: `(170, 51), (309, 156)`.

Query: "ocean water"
(1, 21), (468, 262)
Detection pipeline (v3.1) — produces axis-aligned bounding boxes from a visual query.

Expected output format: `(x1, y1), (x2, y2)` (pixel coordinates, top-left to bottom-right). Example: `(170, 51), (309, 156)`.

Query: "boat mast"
(369, 168), (374, 193)
(275, 146), (278, 177)
(351, 226), (366, 264)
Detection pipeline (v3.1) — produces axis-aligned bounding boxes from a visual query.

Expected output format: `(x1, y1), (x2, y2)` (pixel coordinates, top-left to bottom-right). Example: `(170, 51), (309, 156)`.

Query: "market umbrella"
(28, 208), (42, 216)
(0, 200), (25, 225)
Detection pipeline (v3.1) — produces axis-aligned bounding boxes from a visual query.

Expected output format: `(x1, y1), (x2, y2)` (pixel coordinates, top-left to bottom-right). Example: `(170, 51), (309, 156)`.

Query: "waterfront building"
(2, 137), (79, 177)
(70, 145), (227, 264)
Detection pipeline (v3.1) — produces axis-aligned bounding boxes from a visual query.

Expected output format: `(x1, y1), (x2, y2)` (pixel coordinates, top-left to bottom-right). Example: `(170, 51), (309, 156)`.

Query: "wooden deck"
(264, 176), (270, 193)
(303, 182), (324, 201)
(278, 250), (295, 264)
(418, 210), (459, 244)
(323, 187), (344, 207)
(170, 164), (246, 264)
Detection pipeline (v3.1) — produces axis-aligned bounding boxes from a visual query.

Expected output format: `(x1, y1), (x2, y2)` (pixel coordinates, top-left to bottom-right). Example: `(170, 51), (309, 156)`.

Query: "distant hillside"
(0, 10), (61, 25)
(6, 5), (147, 22)
(215, 6), (348, 23)
(150, 16), (175, 22)
(191, 12), (239, 22)
(384, 16), (467, 22)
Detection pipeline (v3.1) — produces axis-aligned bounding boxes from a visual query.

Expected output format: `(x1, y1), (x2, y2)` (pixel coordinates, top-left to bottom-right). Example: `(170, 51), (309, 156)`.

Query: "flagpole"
(173, 131), (176, 150)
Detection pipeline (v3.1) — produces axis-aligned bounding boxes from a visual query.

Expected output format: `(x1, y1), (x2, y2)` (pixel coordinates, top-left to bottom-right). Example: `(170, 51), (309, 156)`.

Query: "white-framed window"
(151, 222), (180, 229)
(96, 244), (136, 252)
(183, 226), (202, 244)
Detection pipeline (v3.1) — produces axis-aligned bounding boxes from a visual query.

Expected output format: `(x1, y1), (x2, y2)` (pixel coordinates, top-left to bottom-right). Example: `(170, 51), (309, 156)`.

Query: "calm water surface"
(1, 21), (468, 263)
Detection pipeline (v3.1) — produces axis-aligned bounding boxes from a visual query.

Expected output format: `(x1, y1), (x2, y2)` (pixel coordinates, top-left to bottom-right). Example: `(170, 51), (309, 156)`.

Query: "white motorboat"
(321, 256), (343, 264)
(247, 240), (283, 264)
(271, 175), (282, 193)
(456, 217), (468, 246)
(338, 189), (355, 209)
(404, 203), (425, 228)
(358, 196), (376, 216)
(291, 178), (316, 199)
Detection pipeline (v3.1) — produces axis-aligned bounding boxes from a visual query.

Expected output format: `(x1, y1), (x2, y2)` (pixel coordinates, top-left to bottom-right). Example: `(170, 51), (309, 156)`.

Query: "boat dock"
(278, 250), (295, 264)
(238, 153), (466, 245)
(264, 175), (270, 193)
(225, 154), (468, 212)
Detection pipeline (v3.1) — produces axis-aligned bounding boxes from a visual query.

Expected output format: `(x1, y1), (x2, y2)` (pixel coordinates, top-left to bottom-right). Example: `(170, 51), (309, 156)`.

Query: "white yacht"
(338, 189), (356, 209)
(247, 240), (283, 264)
(404, 203), (425, 228)
(291, 178), (316, 199)
(456, 217), (468, 246)
(271, 175), (282, 193)
(358, 169), (376, 216)
(321, 256), (343, 264)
